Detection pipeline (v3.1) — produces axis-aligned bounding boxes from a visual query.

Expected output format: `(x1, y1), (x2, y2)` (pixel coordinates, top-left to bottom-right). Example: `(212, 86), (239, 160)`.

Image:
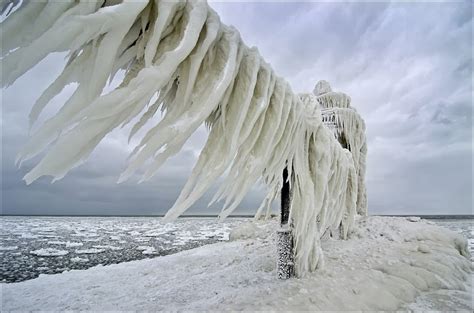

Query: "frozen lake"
(0, 216), (245, 283)
(0, 216), (471, 284)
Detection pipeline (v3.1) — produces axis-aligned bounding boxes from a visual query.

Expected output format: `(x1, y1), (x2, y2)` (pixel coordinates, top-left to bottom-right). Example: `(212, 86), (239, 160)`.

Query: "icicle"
(2, 1), (367, 277)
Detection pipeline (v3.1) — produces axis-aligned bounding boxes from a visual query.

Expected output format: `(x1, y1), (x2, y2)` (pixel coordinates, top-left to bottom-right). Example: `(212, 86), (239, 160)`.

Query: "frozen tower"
(315, 81), (367, 215)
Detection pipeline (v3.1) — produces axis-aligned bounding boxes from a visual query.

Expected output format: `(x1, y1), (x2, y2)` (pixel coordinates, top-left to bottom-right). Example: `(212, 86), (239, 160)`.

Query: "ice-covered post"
(277, 167), (294, 279)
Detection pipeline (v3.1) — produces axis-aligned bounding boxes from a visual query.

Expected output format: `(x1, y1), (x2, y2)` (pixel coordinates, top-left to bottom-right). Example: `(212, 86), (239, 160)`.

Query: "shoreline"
(2, 216), (472, 311)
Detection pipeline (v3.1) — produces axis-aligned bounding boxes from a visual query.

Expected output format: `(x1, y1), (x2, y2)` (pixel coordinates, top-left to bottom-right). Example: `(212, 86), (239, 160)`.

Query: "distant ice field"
(0, 216), (245, 283)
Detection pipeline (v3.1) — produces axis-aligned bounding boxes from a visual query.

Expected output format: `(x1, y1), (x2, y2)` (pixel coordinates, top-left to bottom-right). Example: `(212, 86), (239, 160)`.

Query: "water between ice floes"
(0, 216), (246, 283)
(0, 217), (472, 284)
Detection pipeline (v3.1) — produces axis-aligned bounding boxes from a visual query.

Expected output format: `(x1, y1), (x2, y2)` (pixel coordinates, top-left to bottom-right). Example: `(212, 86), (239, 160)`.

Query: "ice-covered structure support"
(1, 0), (367, 277)
(277, 227), (294, 279)
(277, 167), (294, 279)
(280, 168), (291, 225)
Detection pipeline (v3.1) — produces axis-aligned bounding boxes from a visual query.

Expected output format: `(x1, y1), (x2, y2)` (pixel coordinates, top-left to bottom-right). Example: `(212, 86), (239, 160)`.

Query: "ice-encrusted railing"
(1, 0), (367, 277)
(315, 81), (367, 217)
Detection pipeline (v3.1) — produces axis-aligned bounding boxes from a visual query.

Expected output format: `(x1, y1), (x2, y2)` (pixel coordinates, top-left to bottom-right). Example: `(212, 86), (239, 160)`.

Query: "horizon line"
(0, 214), (472, 219)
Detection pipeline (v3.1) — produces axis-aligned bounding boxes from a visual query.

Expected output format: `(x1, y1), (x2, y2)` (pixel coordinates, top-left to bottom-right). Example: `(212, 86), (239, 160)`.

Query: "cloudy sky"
(1, 1), (472, 216)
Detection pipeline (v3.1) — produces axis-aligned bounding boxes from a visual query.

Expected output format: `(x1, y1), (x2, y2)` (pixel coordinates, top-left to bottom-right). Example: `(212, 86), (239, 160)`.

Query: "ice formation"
(30, 248), (69, 257)
(2, 0), (367, 276)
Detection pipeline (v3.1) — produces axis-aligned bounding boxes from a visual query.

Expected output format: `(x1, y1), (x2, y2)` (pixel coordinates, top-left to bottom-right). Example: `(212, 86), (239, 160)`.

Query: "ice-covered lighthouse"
(278, 81), (368, 278)
(315, 80), (368, 217)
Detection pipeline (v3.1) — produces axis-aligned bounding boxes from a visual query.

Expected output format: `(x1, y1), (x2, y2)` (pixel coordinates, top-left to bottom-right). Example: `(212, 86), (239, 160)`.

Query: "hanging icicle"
(1, 0), (367, 276)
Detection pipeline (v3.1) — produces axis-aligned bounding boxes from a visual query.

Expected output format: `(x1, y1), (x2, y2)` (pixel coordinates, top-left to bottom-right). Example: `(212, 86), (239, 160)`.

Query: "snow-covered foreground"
(2, 217), (472, 311)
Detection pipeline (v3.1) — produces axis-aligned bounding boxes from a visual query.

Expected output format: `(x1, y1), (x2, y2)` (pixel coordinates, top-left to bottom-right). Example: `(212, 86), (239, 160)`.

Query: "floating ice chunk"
(71, 257), (89, 263)
(75, 248), (105, 254)
(0, 246), (18, 251)
(83, 238), (101, 242)
(30, 248), (68, 257)
(136, 246), (158, 254)
(65, 242), (83, 248)
(134, 237), (150, 242)
(142, 248), (157, 255)
(172, 241), (186, 246)
(47, 241), (66, 245)
(143, 231), (169, 237)
(21, 234), (38, 239)
(136, 246), (153, 251)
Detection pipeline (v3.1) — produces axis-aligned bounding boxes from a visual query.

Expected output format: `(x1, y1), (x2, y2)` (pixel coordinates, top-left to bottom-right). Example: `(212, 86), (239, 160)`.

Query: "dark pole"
(281, 167), (290, 225)
(277, 167), (294, 279)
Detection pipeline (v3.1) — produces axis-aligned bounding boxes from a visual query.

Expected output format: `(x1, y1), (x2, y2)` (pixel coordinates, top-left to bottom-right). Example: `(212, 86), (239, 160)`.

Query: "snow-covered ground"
(2, 216), (472, 311)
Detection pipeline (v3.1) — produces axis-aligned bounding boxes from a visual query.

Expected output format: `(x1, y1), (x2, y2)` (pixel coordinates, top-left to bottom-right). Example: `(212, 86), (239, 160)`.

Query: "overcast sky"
(1, 1), (472, 216)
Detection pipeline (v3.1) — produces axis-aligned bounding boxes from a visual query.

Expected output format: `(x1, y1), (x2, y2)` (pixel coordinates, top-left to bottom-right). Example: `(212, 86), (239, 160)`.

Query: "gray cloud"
(1, 1), (472, 216)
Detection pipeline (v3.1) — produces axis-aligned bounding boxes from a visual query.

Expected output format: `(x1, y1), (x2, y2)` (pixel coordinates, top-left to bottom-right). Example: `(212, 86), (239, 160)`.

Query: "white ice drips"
(316, 87), (367, 216)
(2, 0), (367, 277)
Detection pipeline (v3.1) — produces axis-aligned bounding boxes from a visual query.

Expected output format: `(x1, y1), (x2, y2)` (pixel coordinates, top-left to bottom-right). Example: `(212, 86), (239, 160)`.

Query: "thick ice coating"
(1, 0), (367, 276)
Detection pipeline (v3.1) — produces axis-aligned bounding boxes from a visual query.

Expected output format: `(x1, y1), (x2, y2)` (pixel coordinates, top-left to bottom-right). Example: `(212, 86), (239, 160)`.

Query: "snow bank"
(3, 217), (472, 311)
(228, 221), (273, 241)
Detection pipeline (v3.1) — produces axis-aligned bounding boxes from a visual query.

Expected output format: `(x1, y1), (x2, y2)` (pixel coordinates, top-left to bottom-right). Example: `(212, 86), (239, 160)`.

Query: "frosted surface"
(2, 0), (367, 276)
(2, 217), (472, 311)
